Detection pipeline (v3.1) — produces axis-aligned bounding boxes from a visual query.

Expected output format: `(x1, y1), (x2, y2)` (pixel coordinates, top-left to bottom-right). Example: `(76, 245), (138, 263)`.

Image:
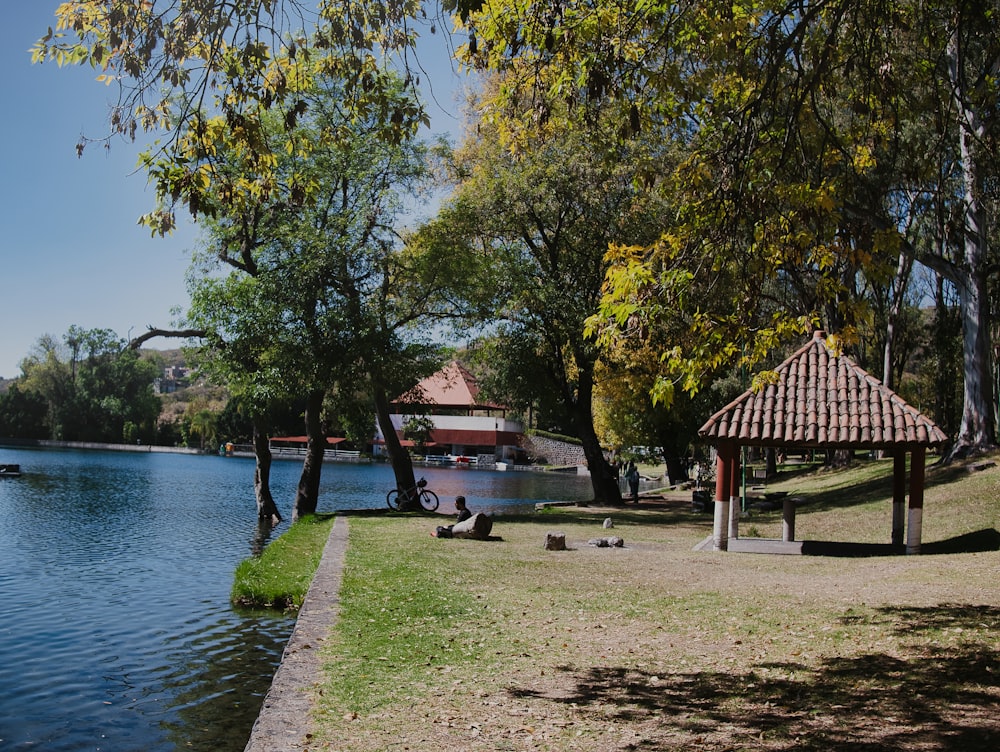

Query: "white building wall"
(386, 414), (524, 434)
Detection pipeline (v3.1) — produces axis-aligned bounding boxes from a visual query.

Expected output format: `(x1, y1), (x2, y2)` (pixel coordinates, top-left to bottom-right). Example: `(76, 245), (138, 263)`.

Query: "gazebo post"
(782, 497), (796, 542)
(728, 445), (741, 541)
(892, 450), (906, 546)
(713, 443), (732, 551)
(907, 447), (926, 554)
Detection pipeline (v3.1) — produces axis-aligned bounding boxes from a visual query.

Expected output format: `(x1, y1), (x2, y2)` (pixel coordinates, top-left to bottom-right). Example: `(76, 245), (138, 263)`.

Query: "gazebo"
(698, 331), (948, 555)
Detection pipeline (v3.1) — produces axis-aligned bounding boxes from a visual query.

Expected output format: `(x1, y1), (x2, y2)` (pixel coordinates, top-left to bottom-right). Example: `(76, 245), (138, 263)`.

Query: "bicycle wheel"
(419, 489), (439, 512)
(386, 489), (403, 510)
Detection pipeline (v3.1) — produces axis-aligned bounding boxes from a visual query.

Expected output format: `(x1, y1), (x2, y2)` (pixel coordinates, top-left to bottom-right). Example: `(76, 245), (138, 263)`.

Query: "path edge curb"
(244, 515), (349, 751)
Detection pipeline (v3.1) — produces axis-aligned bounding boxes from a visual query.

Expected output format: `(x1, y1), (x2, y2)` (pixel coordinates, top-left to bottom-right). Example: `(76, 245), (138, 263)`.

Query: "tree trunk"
(882, 248), (913, 390)
(950, 264), (995, 457)
(765, 447), (777, 479)
(292, 389), (326, 520)
(571, 362), (622, 504)
(373, 382), (418, 509)
(252, 416), (281, 525)
(932, 276), (961, 438)
(946, 27), (996, 458)
(662, 452), (688, 486)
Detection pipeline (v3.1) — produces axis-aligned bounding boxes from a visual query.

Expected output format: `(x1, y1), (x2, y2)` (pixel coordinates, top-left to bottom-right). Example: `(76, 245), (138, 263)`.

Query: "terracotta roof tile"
(699, 331), (948, 449)
(394, 361), (506, 410)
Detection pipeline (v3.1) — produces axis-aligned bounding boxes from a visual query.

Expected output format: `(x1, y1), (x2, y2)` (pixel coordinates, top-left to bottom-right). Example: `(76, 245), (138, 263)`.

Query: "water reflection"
(0, 448), (296, 752)
(250, 516), (278, 557)
(0, 447), (594, 750)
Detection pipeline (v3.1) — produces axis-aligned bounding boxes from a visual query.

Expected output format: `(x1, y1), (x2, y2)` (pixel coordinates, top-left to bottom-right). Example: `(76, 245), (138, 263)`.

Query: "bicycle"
(386, 477), (439, 511)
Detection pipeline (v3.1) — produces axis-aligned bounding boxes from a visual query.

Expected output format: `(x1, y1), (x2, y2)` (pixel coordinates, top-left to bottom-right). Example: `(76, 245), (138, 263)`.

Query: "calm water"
(0, 447), (593, 751)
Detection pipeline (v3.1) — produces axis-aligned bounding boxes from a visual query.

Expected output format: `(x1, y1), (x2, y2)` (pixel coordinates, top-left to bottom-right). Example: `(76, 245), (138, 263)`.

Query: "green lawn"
(243, 454), (1000, 750)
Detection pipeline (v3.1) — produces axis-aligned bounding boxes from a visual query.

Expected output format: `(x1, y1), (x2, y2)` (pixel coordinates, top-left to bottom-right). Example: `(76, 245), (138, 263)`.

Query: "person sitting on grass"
(433, 496), (492, 539)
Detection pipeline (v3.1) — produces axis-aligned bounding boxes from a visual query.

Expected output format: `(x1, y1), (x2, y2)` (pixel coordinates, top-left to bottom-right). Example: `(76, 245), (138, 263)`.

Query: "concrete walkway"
(244, 515), (349, 751)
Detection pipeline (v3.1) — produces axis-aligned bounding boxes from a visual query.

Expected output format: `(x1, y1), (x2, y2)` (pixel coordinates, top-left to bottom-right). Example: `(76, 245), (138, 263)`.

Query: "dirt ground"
(407, 514), (995, 750)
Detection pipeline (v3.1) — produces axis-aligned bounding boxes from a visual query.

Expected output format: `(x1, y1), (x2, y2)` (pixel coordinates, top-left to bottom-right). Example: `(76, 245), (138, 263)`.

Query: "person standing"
(625, 461), (640, 503)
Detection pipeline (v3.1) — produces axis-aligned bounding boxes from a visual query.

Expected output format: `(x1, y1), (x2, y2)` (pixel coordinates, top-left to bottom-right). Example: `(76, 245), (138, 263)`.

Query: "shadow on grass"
(771, 471), (899, 513)
(514, 507), (711, 528)
(507, 604), (999, 750)
(922, 528), (1000, 554)
(797, 529), (1000, 557)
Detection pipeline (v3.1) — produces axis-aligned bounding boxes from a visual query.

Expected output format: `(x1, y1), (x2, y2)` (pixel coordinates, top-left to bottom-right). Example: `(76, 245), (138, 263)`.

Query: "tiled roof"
(394, 361), (506, 410)
(699, 331), (948, 448)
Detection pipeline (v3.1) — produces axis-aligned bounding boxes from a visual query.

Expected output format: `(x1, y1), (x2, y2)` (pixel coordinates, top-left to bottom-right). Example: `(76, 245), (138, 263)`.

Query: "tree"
(18, 334), (72, 439)
(184, 70), (456, 519)
(891, 1), (1000, 456)
(17, 327), (161, 443)
(431, 90), (667, 503)
(593, 346), (738, 485)
(459, 1), (999, 458)
(0, 382), (49, 440)
(402, 414), (435, 453)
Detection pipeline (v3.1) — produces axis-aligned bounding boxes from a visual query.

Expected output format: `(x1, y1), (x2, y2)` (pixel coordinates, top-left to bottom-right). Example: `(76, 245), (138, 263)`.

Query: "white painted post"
(906, 507), (922, 555)
(714, 499), (730, 551)
(892, 451), (906, 546)
(728, 448), (740, 541)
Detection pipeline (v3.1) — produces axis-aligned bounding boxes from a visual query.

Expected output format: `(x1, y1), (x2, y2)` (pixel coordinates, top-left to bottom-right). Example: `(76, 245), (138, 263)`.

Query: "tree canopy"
(427, 83), (670, 500)
(34, 0), (1000, 461)
(6, 326), (161, 443)
(33, 0), (438, 234)
(458, 0), (999, 454)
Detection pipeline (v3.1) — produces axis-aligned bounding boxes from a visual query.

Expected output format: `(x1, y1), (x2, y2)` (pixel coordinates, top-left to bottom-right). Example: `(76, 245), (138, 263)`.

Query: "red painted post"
(713, 443), (732, 551)
(907, 447), (925, 554)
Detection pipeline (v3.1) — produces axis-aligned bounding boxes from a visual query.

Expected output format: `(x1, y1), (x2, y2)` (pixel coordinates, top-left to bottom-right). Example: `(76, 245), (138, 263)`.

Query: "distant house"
(163, 365), (192, 380)
(374, 361), (525, 463)
(153, 366), (193, 394)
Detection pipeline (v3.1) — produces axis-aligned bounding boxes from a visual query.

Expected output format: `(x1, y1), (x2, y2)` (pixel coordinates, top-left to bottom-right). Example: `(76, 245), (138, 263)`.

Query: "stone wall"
(520, 434), (587, 467)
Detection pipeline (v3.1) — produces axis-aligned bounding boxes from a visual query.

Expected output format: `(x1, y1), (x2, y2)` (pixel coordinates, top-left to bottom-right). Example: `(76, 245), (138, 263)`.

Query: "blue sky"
(0, 5), (465, 379)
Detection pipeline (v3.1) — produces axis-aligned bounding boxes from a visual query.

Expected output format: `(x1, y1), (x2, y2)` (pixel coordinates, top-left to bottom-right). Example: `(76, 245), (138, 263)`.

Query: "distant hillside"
(140, 348), (188, 368)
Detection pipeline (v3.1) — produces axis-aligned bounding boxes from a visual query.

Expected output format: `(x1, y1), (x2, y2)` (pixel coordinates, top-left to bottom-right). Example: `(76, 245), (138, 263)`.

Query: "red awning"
(374, 439), (437, 448)
(427, 429), (521, 446)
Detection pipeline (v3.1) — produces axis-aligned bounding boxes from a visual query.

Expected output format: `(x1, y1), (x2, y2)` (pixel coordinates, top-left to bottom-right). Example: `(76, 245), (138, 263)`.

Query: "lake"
(0, 446), (594, 751)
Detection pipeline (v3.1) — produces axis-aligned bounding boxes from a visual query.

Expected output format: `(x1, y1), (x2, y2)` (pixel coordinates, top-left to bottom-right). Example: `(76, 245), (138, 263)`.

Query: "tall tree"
(895, 1), (1000, 456)
(0, 382), (50, 440)
(460, 1), (999, 457)
(185, 70), (456, 519)
(431, 91), (667, 503)
(18, 327), (161, 443)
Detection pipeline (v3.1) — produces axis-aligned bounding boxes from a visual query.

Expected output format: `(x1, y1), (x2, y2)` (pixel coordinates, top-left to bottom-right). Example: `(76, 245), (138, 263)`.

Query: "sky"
(0, 5), (467, 379)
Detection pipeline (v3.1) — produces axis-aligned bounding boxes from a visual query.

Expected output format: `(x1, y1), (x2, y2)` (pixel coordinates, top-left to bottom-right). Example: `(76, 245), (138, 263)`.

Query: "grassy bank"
(307, 454), (998, 751)
(231, 513), (337, 610)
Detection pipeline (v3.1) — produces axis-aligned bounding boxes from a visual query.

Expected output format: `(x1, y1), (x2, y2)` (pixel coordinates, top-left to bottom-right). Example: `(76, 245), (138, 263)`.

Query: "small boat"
(0, 464), (21, 478)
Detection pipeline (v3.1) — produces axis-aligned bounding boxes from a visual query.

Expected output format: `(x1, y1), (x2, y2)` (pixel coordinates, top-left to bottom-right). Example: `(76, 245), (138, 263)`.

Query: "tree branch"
(127, 328), (208, 350)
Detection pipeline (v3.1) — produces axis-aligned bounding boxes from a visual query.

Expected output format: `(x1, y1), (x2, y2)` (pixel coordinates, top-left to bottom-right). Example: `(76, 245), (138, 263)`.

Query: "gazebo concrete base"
(696, 535), (908, 557)
(727, 538), (803, 555)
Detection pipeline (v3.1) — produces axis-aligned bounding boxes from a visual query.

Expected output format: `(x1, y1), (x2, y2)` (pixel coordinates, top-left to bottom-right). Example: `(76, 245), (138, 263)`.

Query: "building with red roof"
(374, 361), (525, 464)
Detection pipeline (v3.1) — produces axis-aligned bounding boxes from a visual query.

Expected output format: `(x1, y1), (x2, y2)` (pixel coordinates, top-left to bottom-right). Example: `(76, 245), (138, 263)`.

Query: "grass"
(249, 454), (1000, 750)
(744, 453), (1000, 546)
(231, 513), (337, 610)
